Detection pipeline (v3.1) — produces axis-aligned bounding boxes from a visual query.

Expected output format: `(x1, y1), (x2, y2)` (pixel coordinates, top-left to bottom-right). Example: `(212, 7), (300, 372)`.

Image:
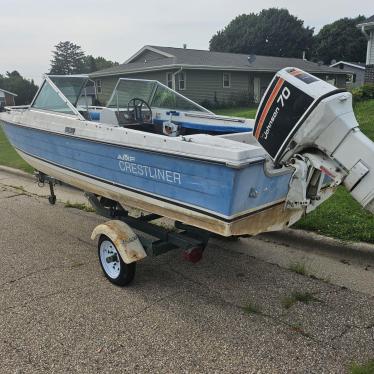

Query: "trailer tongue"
(254, 67), (374, 214)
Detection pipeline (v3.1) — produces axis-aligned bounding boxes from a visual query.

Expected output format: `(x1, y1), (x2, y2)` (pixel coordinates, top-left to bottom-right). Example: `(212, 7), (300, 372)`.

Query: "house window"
(96, 80), (102, 94)
(223, 72), (231, 88)
(325, 75), (336, 86)
(178, 71), (186, 90)
(166, 72), (173, 88)
(346, 74), (356, 84)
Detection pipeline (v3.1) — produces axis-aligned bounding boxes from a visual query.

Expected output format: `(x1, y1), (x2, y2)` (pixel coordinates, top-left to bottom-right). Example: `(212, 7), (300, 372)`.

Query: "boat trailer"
(36, 171), (210, 286)
(88, 193), (210, 285)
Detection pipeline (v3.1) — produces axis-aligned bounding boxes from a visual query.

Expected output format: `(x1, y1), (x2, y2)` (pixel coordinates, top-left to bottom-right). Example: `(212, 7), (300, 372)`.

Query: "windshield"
(107, 78), (210, 113)
(50, 76), (88, 106)
(107, 79), (155, 108)
(32, 80), (75, 115)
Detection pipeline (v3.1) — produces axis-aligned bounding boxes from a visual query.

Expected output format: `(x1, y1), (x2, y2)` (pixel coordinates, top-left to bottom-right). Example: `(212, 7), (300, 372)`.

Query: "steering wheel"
(126, 98), (152, 124)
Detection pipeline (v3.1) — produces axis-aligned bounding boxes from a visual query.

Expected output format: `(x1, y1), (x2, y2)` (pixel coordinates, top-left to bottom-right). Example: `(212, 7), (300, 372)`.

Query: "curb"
(260, 228), (374, 261)
(0, 165), (33, 179)
(0, 164), (82, 191)
(1, 164), (373, 258)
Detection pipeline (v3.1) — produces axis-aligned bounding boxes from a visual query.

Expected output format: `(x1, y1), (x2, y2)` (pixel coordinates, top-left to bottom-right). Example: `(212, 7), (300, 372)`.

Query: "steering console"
(126, 98), (152, 124)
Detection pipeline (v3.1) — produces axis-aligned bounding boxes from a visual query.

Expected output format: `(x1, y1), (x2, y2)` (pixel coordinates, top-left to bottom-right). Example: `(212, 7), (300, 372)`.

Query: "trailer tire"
(98, 235), (136, 286)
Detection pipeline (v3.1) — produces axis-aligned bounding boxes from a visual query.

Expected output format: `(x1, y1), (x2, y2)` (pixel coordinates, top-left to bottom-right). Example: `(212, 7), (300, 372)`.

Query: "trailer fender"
(91, 220), (146, 264)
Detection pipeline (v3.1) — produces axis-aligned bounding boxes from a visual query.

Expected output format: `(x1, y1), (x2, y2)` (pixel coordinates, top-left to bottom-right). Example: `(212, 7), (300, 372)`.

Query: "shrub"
(351, 84), (374, 103)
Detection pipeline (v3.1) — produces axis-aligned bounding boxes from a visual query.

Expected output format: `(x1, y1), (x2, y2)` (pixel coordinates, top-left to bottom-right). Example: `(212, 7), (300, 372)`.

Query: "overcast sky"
(0, 0), (372, 84)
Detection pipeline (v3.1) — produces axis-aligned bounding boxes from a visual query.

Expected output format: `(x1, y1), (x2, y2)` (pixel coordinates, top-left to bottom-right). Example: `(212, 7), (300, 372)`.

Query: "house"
(0, 88), (17, 106)
(358, 15), (374, 83)
(90, 45), (348, 107)
(329, 61), (365, 87)
(77, 84), (97, 106)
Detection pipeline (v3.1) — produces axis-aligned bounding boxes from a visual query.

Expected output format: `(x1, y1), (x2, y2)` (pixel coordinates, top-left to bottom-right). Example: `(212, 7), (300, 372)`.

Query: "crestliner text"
(118, 154), (181, 185)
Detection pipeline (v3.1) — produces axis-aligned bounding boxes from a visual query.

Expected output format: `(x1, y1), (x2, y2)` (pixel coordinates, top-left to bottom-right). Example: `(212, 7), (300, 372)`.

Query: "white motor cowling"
(253, 67), (374, 214)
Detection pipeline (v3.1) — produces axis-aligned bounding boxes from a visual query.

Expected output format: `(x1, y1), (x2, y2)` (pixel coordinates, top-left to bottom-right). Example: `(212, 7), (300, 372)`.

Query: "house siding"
(95, 71), (173, 105)
(0, 91), (16, 106)
(366, 31), (374, 65)
(130, 50), (167, 64)
(95, 69), (346, 107)
(175, 70), (252, 105)
(365, 65), (374, 83)
(5, 94), (15, 106)
(331, 64), (365, 87)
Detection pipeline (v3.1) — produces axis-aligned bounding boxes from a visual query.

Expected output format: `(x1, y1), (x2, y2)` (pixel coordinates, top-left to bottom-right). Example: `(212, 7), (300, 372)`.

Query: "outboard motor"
(254, 67), (374, 214)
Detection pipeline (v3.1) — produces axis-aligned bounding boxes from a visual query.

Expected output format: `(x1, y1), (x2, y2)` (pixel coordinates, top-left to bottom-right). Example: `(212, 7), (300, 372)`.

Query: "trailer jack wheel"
(48, 195), (56, 205)
(48, 180), (56, 205)
(98, 235), (136, 286)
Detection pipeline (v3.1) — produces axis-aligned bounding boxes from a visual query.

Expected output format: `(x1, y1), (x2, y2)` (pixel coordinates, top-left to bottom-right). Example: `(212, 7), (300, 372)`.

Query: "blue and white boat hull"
(1, 116), (309, 236)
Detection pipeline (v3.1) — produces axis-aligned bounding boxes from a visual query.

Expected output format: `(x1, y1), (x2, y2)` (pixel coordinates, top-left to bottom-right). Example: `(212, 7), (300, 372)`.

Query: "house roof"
(0, 88), (17, 96)
(90, 45), (347, 78)
(330, 61), (366, 70)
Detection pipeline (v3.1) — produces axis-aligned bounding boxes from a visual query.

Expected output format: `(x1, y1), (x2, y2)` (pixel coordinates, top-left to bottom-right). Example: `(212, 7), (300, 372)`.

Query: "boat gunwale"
(2, 113), (270, 169)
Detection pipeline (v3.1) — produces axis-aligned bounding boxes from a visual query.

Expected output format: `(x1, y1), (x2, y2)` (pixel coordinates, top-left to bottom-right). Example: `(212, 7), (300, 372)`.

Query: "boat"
(0, 74), (290, 236)
(1, 68), (373, 285)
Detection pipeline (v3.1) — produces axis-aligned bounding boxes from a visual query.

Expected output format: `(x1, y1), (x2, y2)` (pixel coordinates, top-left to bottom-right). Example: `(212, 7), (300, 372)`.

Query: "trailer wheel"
(98, 235), (136, 286)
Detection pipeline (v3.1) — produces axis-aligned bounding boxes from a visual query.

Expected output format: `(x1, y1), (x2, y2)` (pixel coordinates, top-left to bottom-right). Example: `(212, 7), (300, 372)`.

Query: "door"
(253, 77), (261, 103)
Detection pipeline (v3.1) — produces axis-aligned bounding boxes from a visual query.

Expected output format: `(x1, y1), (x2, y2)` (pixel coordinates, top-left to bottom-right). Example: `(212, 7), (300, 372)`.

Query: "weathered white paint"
(92, 220), (146, 264)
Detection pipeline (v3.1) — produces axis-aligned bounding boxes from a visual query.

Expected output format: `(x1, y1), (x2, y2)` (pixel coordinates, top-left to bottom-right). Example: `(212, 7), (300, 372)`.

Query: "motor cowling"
(254, 67), (374, 214)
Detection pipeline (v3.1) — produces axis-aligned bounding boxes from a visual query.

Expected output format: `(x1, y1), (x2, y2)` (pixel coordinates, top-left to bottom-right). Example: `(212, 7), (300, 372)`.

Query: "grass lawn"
(0, 126), (33, 173)
(218, 100), (374, 244)
(214, 106), (258, 119)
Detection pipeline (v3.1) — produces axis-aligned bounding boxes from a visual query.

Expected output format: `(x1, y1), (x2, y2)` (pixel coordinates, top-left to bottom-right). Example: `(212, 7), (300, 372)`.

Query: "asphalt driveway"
(0, 185), (373, 373)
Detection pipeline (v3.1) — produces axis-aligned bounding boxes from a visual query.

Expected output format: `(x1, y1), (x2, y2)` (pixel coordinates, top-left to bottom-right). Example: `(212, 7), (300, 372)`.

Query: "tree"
(50, 41), (85, 74)
(50, 41), (118, 74)
(209, 8), (314, 58)
(82, 55), (119, 73)
(0, 71), (38, 105)
(312, 16), (367, 64)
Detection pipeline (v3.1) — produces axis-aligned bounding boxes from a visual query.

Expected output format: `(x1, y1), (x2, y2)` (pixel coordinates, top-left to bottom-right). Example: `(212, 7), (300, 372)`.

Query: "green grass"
(295, 100), (374, 243)
(295, 187), (374, 243)
(349, 359), (374, 374)
(354, 100), (374, 140)
(64, 201), (96, 212)
(282, 291), (318, 309)
(0, 127), (33, 173)
(288, 262), (307, 276)
(214, 106), (258, 119)
(242, 302), (261, 315)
